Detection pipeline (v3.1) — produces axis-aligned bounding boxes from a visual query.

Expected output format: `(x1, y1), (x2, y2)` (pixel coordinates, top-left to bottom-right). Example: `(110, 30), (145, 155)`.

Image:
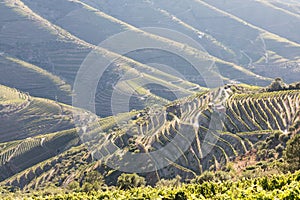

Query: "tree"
(285, 134), (300, 171)
(117, 173), (146, 190)
(81, 170), (106, 192)
(267, 78), (287, 92)
(67, 181), (80, 192)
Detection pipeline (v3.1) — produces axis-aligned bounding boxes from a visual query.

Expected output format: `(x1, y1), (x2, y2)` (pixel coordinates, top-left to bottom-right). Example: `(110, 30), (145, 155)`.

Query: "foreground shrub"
(117, 173), (146, 190)
(155, 175), (181, 188)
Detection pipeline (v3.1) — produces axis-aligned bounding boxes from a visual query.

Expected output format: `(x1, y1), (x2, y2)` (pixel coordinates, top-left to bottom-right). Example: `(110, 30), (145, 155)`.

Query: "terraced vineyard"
(0, 130), (82, 186)
(2, 0), (300, 118)
(0, 93), (76, 143)
(82, 86), (299, 185)
(1, 0), (300, 195)
(0, 85), (84, 182)
(0, 82), (299, 190)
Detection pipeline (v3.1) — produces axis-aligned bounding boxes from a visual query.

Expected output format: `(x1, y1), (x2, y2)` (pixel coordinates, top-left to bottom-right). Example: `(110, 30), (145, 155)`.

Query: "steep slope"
(19, 0), (271, 87)
(20, 0), (237, 64)
(94, 86), (299, 184)
(0, 0), (93, 92)
(1, 0), (300, 191)
(0, 85), (76, 143)
(150, 0), (300, 83)
(267, 0), (300, 16)
(0, 85), (83, 181)
(2, 84), (299, 189)
(78, 0), (271, 84)
(0, 54), (71, 103)
(203, 0), (300, 44)
(0, 0), (205, 116)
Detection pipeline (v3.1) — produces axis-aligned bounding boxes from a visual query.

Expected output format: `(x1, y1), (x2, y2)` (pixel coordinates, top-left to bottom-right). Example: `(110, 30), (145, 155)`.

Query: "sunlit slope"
(150, 0), (300, 83)
(0, 85), (84, 181)
(0, 55), (72, 103)
(76, 0), (271, 85)
(1, 145), (88, 190)
(0, 0), (93, 84)
(76, 0), (236, 62)
(1, 85), (299, 188)
(19, 0), (271, 87)
(20, 0), (130, 45)
(0, 110), (145, 189)
(0, 129), (80, 182)
(88, 86), (300, 184)
(0, 85), (76, 143)
(203, 0), (300, 44)
(0, 0), (205, 116)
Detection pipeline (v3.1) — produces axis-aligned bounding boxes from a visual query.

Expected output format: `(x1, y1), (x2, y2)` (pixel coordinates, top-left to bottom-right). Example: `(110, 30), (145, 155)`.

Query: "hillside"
(0, 55), (72, 103)
(0, 0), (214, 117)
(14, 0), (273, 88)
(1, 0), (300, 197)
(0, 85), (80, 181)
(80, 0), (300, 83)
(90, 85), (300, 185)
(1, 83), (299, 190)
(2, 0), (300, 117)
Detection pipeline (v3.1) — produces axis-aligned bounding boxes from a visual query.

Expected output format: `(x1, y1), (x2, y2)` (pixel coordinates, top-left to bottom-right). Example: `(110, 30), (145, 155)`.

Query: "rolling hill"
(0, 0), (300, 195)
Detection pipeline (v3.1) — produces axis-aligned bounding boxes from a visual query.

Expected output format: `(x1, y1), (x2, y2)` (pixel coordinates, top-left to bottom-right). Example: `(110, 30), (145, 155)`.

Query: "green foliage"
(256, 131), (289, 161)
(67, 181), (80, 192)
(2, 171), (300, 199)
(214, 171), (232, 182)
(265, 78), (300, 92)
(82, 171), (104, 185)
(80, 170), (106, 192)
(191, 171), (215, 184)
(155, 175), (182, 188)
(266, 78), (287, 92)
(285, 134), (300, 172)
(117, 173), (146, 190)
(191, 170), (232, 184)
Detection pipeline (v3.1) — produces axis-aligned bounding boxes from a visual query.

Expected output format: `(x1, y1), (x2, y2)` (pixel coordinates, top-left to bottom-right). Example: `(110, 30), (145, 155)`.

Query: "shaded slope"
(0, 85), (86, 182)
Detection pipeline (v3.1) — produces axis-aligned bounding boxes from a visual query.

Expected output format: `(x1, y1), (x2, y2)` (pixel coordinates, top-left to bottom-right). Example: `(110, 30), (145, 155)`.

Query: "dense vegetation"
(1, 170), (300, 199)
(265, 78), (300, 92)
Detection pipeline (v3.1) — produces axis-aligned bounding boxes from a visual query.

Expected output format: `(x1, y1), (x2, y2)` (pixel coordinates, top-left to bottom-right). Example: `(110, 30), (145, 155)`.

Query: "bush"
(67, 181), (80, 192)
(285, 134), (300, 171)
(175, 191), (187, 200)
(155, 175), (181, 188)
(81, 170), (106, 192)
(117, 173), (146, 190)
(266, 78), (287, 92)
(215, 171), (231, 182)
(192, 171), (214, 184)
